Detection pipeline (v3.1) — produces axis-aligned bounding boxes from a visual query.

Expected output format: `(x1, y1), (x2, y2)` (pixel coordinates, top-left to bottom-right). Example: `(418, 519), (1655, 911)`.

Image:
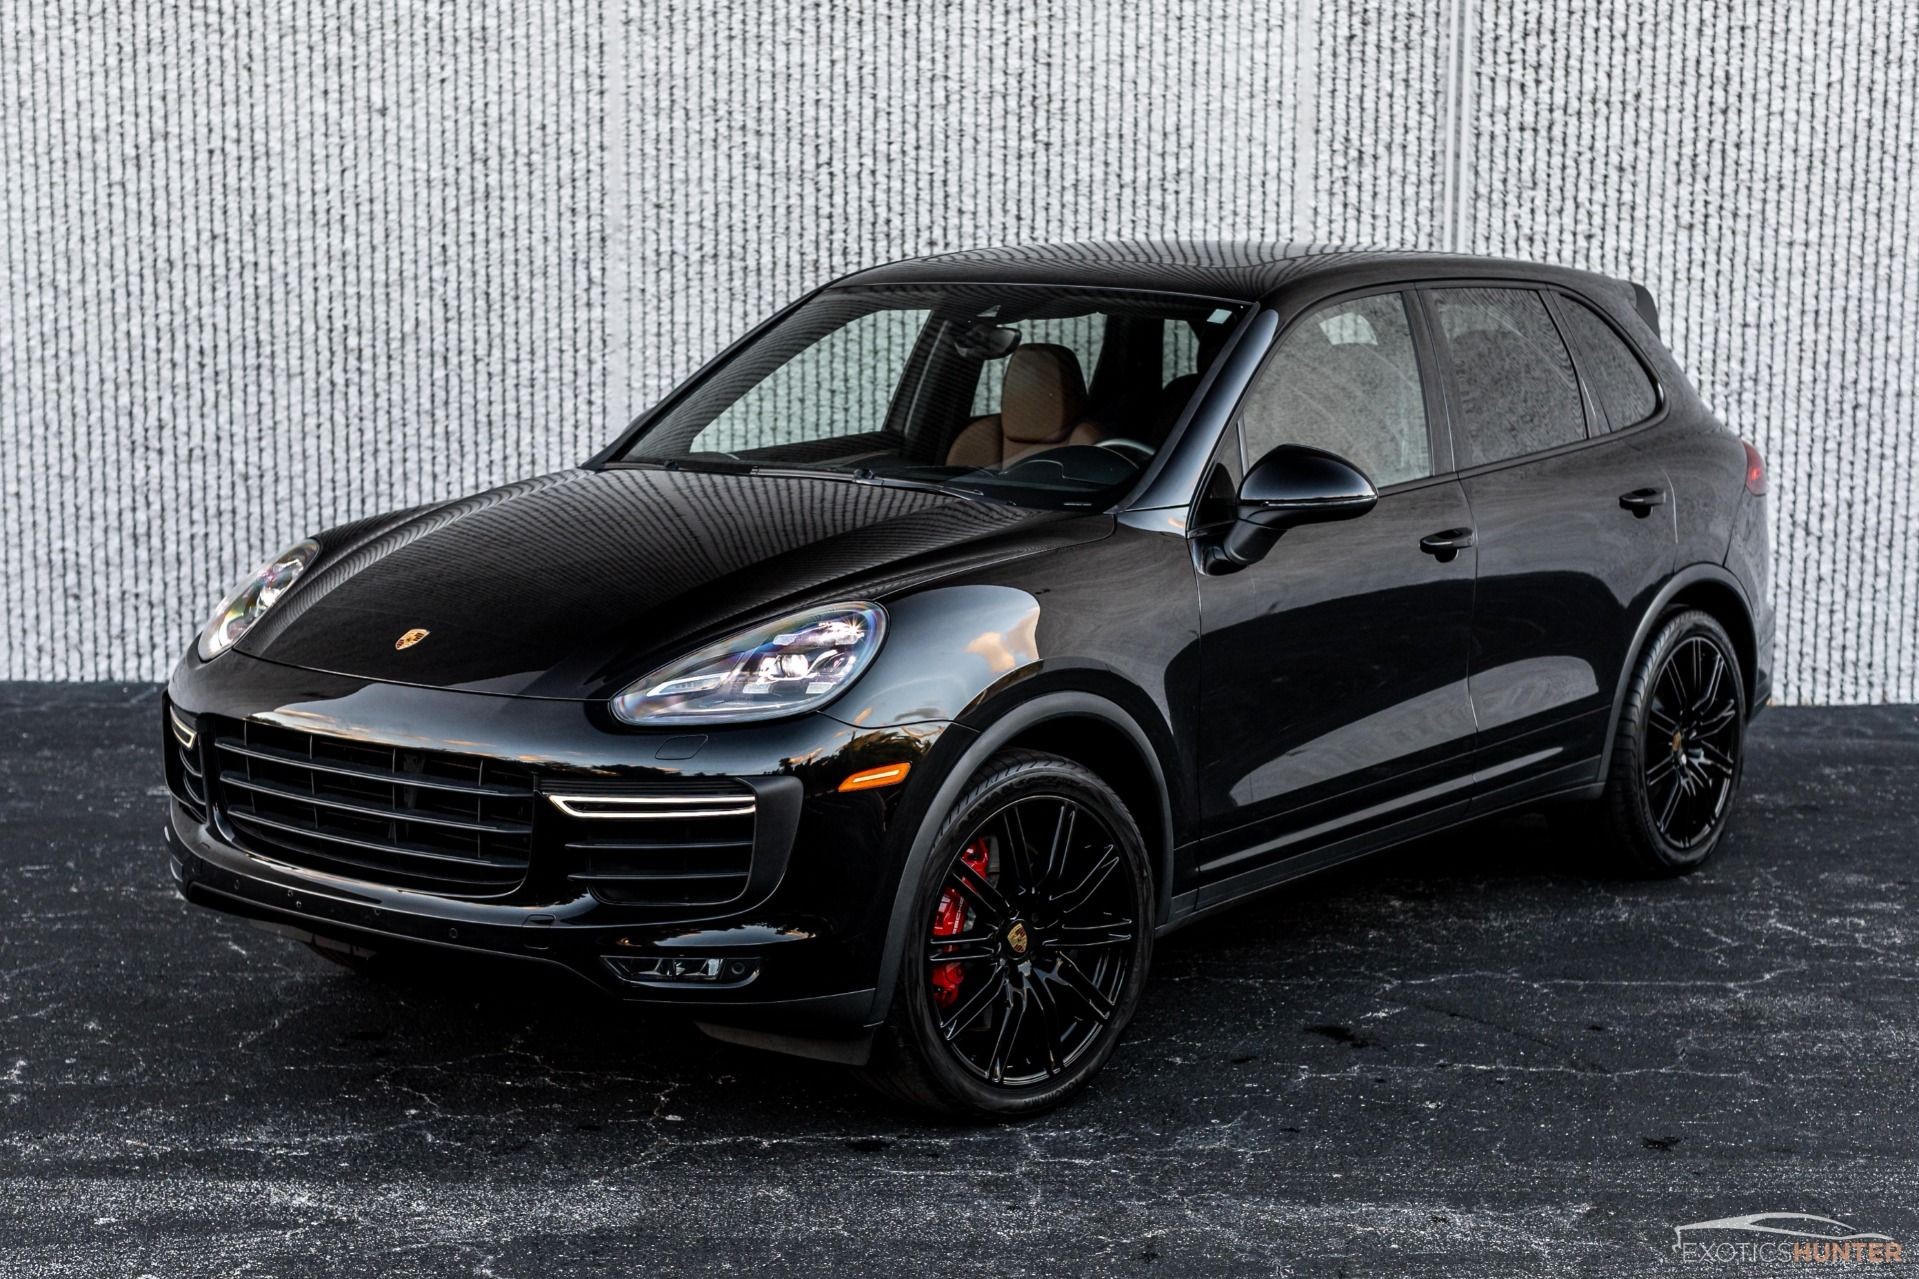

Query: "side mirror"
(1210, 444), (1378, 570)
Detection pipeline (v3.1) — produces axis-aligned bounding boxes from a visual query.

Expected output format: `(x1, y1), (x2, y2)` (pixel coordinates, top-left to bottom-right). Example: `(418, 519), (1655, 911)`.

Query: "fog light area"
(602, 954), (761, 987)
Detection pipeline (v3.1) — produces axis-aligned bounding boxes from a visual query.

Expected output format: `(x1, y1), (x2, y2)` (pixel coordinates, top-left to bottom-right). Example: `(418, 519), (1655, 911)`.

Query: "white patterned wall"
(0, 3), (605, 680)
(3, 0), (1914, 702)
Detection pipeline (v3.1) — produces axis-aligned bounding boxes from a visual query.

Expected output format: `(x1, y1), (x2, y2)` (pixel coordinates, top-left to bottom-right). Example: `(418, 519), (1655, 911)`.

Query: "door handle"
(1419, 527), (1475, 562)
(1619, 487), (1666, 517)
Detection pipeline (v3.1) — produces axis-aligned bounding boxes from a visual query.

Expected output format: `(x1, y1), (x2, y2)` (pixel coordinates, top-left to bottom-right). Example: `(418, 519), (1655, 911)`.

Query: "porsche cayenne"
(163, 242), (1773, 1116)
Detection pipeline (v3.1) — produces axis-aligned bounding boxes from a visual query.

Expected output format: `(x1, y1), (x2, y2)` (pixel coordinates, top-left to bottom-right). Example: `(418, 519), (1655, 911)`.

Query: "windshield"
(613, 284), (1248, 509)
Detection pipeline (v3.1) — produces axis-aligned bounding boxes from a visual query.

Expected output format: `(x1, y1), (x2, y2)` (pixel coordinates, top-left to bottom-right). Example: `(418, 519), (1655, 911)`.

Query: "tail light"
(1741, 440), (1767, 495)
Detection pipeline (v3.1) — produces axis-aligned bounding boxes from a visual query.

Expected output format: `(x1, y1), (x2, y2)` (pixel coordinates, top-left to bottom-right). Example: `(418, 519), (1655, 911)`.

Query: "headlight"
(197, 539), (321, 661)
(611, 602), (885, 726)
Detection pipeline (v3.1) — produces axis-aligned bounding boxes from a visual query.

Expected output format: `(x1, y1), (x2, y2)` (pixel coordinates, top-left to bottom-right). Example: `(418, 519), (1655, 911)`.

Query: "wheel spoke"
(1647, 704), (1681, 737)
(1041, 801), (1078, 890)
(1027, 975), (1064, 1076)
(1052, 953), (1115, 1024)
(1695, 700), (1739, 737)
(1657, 771), (1685, 831)
(1692, 649), (1727, 717)
(1645, 753), (1679, 787)
(929, 923), (997, 948)
(929, 940), (1001, 964)
(998, 804), (1037, 887)
(1696, 742), (1737, 776)
(1656, 659), (1686, 711)
(1053, 846), (1121, 916)
(987, 983), (1027, 1083)
(1051, 918), (1136, 951)
(949, 860), (1010, 926)
(940, 963), (1007, 1042)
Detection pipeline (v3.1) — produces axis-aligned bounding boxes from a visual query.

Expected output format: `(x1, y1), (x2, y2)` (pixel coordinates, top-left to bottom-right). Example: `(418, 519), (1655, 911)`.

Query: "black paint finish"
(163, 242), (1773, 1053)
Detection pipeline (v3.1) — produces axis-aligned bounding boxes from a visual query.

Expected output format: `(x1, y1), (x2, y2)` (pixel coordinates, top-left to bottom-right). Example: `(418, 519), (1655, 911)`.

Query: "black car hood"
(237, 467), (1110, 699)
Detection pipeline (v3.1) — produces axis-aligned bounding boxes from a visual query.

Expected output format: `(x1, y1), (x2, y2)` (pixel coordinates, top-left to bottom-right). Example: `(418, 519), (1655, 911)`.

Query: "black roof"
(837, 239), (1637, 316)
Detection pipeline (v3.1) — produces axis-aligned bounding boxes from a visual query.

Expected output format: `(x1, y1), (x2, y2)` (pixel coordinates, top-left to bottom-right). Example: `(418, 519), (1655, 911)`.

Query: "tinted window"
(695, 306), (927, 455)
(970, 314), (1105, 416)
(1432, 287), (1585, 465)
(621, 285), (1245, 510)
(1239, 292), (1432, 488)
(1557, 296), (1658, 429)
(1163, 317), (1200, 381)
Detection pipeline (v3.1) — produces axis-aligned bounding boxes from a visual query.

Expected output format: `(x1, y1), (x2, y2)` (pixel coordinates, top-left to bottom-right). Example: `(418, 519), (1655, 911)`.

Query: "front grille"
(551, 781), (758, 906)
(206, 719), (537, 898)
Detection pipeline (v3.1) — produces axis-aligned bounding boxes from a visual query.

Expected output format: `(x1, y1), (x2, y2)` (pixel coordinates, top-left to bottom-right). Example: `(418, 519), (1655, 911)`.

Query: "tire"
(1590, 608), (1747, 876)
(858, 749), (1155, 1119)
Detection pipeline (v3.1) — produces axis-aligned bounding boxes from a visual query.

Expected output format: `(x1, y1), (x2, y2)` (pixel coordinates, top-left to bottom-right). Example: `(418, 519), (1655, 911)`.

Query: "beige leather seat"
(946, 344), (1102, 467)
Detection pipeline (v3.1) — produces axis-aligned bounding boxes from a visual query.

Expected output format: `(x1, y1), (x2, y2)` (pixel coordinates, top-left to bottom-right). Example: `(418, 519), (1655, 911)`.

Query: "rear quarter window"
(1557, 296), (1659, 430)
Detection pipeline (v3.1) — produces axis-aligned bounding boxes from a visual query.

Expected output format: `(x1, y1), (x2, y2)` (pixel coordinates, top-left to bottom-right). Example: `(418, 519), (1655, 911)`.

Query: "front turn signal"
(839, 762), (912, 792)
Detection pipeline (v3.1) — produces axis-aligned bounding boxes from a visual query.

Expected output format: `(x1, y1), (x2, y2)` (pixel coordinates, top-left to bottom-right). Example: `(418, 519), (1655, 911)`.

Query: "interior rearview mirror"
(1209, 444), (1378, 570)
(953, 322), (1022, 360)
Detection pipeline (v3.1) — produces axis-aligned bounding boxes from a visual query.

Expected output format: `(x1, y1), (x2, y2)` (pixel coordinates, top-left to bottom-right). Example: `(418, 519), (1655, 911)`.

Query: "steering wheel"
(1096, 438), (1154, 464)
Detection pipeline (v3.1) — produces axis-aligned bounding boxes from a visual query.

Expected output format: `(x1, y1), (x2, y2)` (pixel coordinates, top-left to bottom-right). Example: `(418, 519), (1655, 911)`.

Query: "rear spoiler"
(1630, 282), (1661, 336)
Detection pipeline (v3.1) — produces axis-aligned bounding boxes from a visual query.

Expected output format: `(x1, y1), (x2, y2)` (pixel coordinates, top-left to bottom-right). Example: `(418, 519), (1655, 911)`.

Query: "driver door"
(1195, 290), (1479, 900)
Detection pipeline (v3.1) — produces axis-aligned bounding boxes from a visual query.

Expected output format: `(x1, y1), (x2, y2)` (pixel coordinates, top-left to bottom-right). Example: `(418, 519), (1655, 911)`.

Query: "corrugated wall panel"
(0, 2), (603, 679)
(610, 0), (1325, 418)
(2, 0), (1912, 702)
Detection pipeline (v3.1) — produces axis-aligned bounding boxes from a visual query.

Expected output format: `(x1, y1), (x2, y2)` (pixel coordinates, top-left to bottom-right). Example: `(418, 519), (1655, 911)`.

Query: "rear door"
(1422, 285), (1676, 804)
(1196, 289), (1479, 897)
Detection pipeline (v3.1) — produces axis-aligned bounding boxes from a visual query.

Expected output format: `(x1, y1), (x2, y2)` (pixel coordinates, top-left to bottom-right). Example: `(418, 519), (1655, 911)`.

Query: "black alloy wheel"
(861, 749), (1153, 1117)
(1643, 633), (1742, 848)
(1591, 608), (1747, 876)
(929, 794), (1139, 1085)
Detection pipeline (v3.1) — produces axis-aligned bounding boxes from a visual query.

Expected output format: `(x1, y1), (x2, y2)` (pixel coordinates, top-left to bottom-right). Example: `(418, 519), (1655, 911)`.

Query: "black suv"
(163, 242), (1773, 1116)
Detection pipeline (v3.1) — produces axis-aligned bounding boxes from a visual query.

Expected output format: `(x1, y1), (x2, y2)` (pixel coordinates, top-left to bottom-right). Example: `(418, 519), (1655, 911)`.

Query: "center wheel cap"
(1005, 922), (1030, 956)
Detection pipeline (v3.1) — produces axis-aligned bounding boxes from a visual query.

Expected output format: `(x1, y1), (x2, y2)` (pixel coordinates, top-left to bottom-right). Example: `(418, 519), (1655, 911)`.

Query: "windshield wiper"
(611, 455), (754, 475)
(750, 465), (1001, 505)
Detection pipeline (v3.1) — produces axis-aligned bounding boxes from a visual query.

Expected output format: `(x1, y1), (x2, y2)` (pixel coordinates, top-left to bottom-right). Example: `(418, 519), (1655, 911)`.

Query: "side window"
(1557, 296), (1658, 430)
(693, 308), (928, 454)
(1238, 292), (1432, 488)
(970, 314), (1104, 417)
(1163, 318), (1200, 382)
(1431, 287), (1586, 466)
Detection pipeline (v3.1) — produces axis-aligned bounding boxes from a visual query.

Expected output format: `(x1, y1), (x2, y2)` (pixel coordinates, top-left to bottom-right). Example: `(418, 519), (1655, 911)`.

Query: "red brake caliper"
(930, 837), (992, 1009)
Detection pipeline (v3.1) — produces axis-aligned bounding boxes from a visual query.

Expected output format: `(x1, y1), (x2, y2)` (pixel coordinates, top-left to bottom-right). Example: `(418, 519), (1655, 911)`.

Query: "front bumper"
(163, 651), (958, 1038)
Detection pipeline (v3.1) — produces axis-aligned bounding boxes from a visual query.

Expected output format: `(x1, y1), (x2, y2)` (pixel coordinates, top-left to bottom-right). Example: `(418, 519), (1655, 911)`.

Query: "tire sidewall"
(896, 752), (1154, 1117)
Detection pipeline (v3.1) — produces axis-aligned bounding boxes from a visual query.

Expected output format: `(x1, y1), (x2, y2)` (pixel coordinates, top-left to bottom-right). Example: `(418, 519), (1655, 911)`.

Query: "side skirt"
(1160, 761), (1603, 935)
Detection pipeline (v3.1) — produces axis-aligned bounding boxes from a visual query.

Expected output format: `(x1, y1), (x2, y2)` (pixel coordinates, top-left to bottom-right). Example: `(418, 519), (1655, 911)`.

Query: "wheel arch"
(1598, 563), (1758, 786)
(862, 689), (1178, 1029)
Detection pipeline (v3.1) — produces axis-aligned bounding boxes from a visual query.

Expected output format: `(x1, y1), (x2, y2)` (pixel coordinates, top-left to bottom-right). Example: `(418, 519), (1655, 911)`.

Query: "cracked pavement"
(2, 684), (1916, 1276)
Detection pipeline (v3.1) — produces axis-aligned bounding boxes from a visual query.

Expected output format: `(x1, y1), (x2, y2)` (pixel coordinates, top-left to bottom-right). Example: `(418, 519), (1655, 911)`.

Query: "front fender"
(857, 688), (1181, 1031)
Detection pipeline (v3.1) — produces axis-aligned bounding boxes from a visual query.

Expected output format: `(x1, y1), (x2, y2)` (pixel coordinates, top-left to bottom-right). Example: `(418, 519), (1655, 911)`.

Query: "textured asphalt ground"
(2, 684), (1915, 1277)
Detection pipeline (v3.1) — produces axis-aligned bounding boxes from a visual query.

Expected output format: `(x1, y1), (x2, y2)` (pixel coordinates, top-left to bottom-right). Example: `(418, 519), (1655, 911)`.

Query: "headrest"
(1000, 343), (1088, 443)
